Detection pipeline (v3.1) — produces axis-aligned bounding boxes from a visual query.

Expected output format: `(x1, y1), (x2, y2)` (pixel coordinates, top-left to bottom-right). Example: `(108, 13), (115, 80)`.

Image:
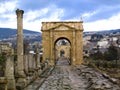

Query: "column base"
(50, 59), (54, 65)
(16, 71), (26, 89)
(16, 77), (26, 90)
(17, 71), (26, 78)
(7, 79), (16, 90)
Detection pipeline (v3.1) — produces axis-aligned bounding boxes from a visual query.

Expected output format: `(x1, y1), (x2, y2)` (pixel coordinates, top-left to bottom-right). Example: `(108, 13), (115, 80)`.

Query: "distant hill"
(84, 29), (120, 36)
(0, 28), (42, 43)
(0, 28), (41, 39)
(0, 28), (120, 42)
(97, 29), (120, 34)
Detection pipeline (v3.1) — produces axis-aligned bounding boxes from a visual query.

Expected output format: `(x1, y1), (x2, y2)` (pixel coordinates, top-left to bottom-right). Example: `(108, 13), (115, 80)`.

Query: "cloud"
(0, 2), (65, 32)
(23, 4), (65, 31)
(24, 8), (49, 22)
(0, 1), (18, 14)
(0, 0), (18, 28)
(83, 12), (120, 31)
(0, 0), (120, 32)
(81, 10), (100, 20)
(78, 5), (120, 22)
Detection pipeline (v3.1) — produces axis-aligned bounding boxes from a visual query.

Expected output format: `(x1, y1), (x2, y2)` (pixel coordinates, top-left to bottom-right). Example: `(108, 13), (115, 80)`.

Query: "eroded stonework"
(41, 21), (84, 65)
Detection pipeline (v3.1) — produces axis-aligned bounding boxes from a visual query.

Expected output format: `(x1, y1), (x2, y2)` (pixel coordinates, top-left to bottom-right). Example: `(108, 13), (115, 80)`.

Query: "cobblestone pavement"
(56, 58), (70, 66)
(39, 64), (120, 90)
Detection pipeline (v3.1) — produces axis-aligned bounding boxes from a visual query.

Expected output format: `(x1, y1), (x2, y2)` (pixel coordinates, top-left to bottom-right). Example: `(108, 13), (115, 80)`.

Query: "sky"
(0, 0), (120, 32)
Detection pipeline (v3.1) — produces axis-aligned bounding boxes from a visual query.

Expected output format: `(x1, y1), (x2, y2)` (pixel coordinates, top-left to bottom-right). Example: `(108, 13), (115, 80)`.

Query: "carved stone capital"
(16, 9), (24, 18)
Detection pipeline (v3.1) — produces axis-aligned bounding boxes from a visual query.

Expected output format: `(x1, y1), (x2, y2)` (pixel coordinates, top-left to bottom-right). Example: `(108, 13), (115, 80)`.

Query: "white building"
(97, 40), (109, 48)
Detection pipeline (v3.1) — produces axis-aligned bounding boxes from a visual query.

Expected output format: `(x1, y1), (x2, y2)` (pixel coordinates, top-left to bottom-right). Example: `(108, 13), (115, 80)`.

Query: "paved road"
(25, 58), (120, 90)
(56, 58), (70, 66)
(39, 59), (120, 90)
(39, 66), (88, 90)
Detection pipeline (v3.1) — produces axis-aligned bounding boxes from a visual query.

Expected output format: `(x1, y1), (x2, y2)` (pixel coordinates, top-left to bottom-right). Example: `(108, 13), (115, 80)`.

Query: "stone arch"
(54, 37), (71, 65)
(41, 21), (84, 65)
(54, 37), (71, 46)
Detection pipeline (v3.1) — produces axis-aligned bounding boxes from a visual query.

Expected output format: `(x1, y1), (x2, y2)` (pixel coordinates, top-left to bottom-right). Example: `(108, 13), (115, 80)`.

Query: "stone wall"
(15, 53), (49, 89)
(0, 53), (50, 90)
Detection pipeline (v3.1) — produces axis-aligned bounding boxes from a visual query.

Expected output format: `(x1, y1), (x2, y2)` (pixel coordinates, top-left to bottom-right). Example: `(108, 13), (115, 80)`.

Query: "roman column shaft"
(16, 9), (25, 77)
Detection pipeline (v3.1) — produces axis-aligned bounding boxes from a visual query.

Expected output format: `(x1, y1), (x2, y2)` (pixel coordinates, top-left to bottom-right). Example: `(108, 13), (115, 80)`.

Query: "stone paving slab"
(24, 62), (120, 90)
(39, 65), (120, 90)
(23, 66), (54, 90)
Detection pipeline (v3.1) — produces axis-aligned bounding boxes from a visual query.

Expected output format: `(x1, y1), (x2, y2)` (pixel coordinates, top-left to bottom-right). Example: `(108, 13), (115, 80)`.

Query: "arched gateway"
(41, 21), (84, 65)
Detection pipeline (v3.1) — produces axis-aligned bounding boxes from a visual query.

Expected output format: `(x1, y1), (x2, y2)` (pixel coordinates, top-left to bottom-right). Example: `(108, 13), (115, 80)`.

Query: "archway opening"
(60, 50), (65, 57)
(54, 38), (71, 65)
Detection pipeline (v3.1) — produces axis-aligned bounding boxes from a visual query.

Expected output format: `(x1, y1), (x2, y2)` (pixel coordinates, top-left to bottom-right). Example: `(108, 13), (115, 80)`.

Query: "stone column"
(24, 55), (29, 75)
(16, 9), (26, 89)
(28, 54), (34, 72)
(36, 52), (42, 75)
(50, 30), (54, 65)
(35, 48), (41, 69)
(72, 30), (76, 65)
(16, 9), (25, 77)
(5, 55), (16, 90)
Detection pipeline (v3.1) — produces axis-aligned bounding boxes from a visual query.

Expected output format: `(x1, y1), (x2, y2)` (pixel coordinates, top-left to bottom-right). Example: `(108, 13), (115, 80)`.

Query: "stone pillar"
(16, 9), (25, 77)
(24, 55), (29, 75)
(50, 30), (54, 65)
(35, 48), (42, 75)
(35, 48), (41, 69)
(28, 54), (34, 72)
(16, 9), (26, 89)
(72, 30), (76, 65)
(5, 55), (16, 90)
(28, 54), (36, 80)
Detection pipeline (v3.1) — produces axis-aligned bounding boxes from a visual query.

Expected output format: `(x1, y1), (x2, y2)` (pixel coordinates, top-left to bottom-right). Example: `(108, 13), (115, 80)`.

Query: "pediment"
(49, 24), (77, 31)
(54, 25), (70, 30)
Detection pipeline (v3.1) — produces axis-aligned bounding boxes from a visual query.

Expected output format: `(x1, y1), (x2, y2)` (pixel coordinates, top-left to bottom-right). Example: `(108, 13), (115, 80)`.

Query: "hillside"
(0, 28), (42, 42)
(83, 29), (120, 36)
(0, 28), (120, 43)
(0, 28), (41, 39)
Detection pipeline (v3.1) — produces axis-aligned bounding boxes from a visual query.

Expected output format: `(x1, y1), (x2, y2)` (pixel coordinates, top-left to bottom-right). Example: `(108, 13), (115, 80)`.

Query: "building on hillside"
(97, 40), (109, 48)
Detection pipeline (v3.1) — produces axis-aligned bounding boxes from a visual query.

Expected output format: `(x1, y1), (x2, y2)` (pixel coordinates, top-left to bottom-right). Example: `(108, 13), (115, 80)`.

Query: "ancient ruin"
(41, 21), (84, 65)
(0, 9), (120, 90)
(16, 9), (26, 87)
